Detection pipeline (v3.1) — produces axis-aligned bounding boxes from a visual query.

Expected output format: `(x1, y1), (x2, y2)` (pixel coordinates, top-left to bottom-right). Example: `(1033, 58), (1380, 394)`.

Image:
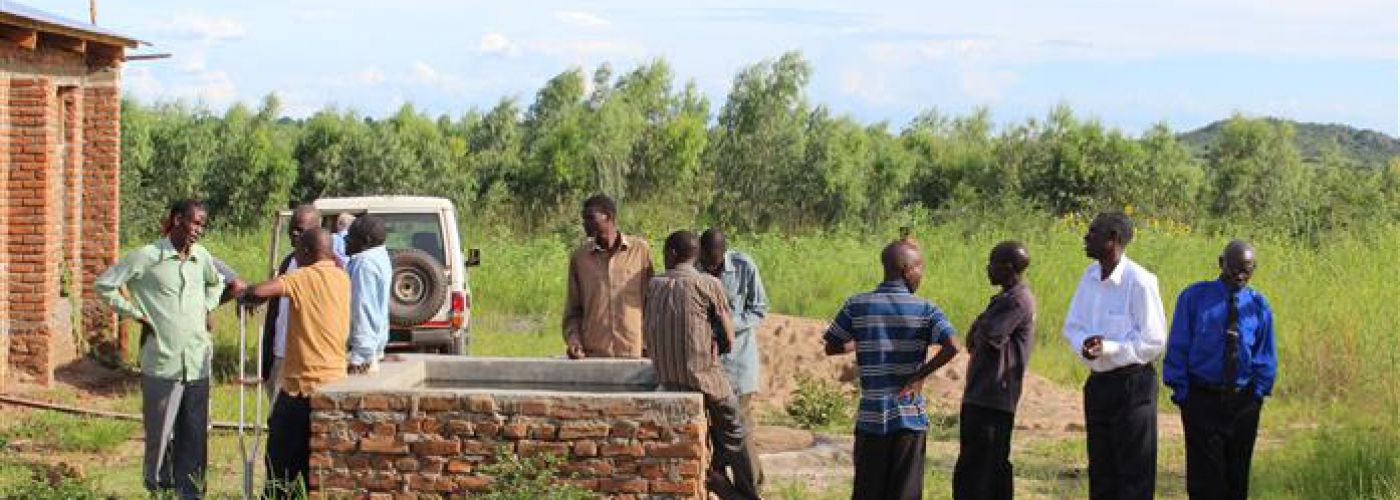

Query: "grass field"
(3, 215), (1396, 498)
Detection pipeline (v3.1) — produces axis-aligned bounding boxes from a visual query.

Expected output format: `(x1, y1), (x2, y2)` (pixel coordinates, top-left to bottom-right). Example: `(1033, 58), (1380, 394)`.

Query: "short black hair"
(167, 199), (206, 220)
(700, 228), (726, 250)
(582, 194), (617, 219)
(1094, 211), (1134, 247)
(349, 214), (387, 248)
(665, 230), (699, 261)
(991, 240), (1030, 274)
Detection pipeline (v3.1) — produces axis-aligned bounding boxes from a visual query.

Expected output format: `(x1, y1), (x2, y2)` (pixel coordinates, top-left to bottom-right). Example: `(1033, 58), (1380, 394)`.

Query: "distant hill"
(1179, 118), (1400, 169)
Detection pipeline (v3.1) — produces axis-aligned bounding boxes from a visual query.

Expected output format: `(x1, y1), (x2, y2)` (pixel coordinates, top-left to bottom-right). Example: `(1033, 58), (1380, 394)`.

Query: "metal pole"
(237, 307), (252, 499)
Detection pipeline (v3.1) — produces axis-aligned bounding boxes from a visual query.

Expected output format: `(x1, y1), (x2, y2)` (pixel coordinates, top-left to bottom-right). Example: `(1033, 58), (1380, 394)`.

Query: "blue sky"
(41, 0), (1400, 135)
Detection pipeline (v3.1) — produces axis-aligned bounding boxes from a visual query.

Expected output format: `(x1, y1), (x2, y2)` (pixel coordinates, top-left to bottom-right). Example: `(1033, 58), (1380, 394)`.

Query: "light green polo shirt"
(95, 238), (224, 381)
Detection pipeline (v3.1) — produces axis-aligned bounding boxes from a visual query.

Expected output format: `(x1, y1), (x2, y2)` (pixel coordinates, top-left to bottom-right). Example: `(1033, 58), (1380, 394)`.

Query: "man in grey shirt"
(952, 241), (1036, 500)
(699, 228), (768, 492)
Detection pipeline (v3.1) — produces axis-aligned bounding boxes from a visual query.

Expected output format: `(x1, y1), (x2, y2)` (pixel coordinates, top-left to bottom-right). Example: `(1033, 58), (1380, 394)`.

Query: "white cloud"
(123, 66), (164, 98)
(179, 51), (207, 74)
(526, 39), (646, 61)
(163, 12), (247, 42)
(292, 9), (344, 23)
(554, 11), (611, 28)
(356, 69), (386, 86)
(188, 71), (238, 106)
(411, 61), (441, 84)
(477, 32), (518, 57)
(839, 69), (896, 105)
(959, 68), (1020, 102)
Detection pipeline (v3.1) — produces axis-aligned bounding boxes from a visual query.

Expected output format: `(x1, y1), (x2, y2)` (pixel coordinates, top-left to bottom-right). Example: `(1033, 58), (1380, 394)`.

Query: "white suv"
(268, 196), (479, 354)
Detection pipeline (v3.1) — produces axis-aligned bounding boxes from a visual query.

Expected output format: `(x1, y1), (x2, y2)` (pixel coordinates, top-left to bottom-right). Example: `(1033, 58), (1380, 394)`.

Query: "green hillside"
(1180, 118), (1400, 168)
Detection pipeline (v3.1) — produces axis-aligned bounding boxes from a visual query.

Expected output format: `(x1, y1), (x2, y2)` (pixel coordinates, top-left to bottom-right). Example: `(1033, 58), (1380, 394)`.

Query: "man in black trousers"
(1164, 240), (1277, 499)
(951, 241), (1036, 500)
(1062, 212), (1168, 499)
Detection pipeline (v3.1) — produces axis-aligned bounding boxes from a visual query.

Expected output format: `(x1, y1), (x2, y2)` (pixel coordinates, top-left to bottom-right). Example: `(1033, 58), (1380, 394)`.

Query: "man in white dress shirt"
(1063, 212), (1168, 500)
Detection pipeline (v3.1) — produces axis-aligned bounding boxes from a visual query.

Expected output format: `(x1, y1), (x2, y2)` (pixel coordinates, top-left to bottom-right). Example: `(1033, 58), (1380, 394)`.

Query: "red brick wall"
(309, 392), (711, 498)
(0, 76), (9, 385)
(81, 85), (120, 359)
(2, 39), (123, 385)
(6, 76), (65, 384)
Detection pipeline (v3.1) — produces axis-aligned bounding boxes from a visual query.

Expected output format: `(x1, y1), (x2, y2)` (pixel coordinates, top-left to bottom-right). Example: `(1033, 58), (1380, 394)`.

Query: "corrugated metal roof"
(0, 0), (143, 46)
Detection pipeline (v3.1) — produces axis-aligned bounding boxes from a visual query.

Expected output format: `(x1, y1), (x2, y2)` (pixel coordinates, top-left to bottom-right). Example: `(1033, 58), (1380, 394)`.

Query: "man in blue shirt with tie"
(1164, 240), (1277, 500)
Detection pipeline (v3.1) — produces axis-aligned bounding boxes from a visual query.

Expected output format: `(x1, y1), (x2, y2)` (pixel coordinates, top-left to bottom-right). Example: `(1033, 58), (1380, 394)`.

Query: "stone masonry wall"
(308, 391), (710, 499)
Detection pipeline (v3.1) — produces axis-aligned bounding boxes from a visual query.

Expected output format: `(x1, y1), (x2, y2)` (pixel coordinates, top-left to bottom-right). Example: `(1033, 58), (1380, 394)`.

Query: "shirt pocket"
(1104, 313), (1134, 338)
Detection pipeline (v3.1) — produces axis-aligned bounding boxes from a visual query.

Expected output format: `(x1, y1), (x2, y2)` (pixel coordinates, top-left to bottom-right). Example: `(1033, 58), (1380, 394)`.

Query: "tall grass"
(111, 213), (1399, 496)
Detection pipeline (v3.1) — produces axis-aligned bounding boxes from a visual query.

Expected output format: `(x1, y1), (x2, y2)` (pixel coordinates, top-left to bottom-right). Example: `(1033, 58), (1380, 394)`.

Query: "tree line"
(119, 52), (1400, 242)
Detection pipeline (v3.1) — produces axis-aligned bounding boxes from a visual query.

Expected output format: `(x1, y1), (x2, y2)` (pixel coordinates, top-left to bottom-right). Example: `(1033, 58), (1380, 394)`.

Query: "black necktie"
(1223, 291), (1240, 386)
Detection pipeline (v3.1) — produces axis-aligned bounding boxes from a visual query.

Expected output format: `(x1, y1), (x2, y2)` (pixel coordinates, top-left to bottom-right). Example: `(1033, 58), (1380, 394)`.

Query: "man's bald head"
(1220, 239), (1256, 289)
(289, 204), (321, 248)
(882, 237), (926, 292)
(294, 227), (335, 266)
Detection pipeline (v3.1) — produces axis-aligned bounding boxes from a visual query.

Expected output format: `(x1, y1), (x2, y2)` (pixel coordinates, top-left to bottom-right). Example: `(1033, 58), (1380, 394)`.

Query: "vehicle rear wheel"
(389, 248), (448, 327)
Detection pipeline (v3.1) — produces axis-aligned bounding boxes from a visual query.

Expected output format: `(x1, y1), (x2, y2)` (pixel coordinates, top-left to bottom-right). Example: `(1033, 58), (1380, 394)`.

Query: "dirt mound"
(752, 314), (1085, 433)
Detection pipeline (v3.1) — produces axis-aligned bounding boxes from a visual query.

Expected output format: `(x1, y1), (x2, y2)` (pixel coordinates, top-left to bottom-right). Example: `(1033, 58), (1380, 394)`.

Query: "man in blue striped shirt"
(1164, 240), (1277, 500)
(824, 237), (960, 500)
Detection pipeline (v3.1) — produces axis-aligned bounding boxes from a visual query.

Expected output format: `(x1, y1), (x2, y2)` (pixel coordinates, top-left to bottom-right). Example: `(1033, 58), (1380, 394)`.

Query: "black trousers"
(141, 376), (209, 499)
(1181, 386), (1261, 500)
(1084, 364), (1158, 500)
(265, 392), (312, 499)
(954, 404), (1015, 500)
(853, 429), (926, 500)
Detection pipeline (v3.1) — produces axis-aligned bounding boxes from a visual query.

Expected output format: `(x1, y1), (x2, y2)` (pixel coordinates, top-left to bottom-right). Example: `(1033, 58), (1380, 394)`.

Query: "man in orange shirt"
(241, 228), (351, 498)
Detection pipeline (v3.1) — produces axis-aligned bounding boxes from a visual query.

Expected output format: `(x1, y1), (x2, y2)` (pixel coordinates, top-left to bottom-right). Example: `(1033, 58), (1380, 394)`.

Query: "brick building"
(1, 4), (140, 387)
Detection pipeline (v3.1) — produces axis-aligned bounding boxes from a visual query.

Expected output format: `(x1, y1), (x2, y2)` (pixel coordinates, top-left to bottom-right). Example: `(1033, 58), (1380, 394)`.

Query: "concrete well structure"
(308, 355), (710, 499)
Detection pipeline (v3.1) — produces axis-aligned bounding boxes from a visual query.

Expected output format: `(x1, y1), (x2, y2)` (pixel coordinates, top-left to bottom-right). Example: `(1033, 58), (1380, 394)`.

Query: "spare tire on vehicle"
(389, 248), (448, 327)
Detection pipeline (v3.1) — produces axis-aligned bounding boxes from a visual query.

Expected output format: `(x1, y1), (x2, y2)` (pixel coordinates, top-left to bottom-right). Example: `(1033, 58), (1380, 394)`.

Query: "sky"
(36, 0), (1400, 135)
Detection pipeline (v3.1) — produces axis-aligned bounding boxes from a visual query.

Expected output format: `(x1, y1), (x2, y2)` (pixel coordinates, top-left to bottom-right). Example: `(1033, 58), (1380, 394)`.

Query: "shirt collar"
(348, 245), (387, 261)
(668, 262), (700, 276)
(876, 280), (911, 294)
(1099, 255), (1129, 284)
(590, 233), (632, 253)
(156, 237), (200, 261)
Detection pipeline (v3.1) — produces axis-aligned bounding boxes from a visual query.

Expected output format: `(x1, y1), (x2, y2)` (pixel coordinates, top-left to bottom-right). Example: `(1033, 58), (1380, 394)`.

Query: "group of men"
(818, 211), (1277, 500)
(563, 195), (770, 498)
(95, 200), (393, 499)
(565, 195), (1277, 500)
(95, 194), (1276, 500)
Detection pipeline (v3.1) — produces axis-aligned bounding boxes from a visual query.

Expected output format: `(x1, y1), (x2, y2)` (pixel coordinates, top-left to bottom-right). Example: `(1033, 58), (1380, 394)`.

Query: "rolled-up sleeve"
(95, 252), (148, 321)
(735, 257), (769, 332)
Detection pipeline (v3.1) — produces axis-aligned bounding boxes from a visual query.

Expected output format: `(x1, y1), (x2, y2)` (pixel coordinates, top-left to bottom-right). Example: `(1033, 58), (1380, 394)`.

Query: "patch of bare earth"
(748, 314), (1183, 494)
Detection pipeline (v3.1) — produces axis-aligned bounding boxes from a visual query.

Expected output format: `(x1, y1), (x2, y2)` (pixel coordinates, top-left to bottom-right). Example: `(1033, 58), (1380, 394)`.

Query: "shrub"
(785, 374), (852, 430)
(478, 448), (596, 500)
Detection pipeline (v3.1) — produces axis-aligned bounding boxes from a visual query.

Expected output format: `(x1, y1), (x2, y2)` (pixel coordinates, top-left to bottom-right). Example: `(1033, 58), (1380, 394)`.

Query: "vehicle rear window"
(377, 213), (447, 266)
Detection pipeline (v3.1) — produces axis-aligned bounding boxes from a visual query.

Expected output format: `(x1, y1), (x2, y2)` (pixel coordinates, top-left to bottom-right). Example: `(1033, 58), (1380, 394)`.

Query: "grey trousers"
(142, 375), (210, 499)
(263, 356), (283, 403)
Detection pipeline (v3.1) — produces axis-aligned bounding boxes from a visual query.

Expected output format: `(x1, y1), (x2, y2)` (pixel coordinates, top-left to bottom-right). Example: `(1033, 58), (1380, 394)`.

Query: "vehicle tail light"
(450, 291), (468, 329)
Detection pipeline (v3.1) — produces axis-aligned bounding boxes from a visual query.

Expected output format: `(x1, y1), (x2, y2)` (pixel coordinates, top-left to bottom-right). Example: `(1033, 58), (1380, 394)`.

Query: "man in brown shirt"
(644, 230), (757, 500)
(241, 228), (351, 498)
(564, 194), (655, 359)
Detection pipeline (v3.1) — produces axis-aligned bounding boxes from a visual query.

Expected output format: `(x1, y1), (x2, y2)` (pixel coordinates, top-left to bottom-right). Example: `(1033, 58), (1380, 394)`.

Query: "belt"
(1191, 382), (1254, 396)
(1092, 363), (1151, 377)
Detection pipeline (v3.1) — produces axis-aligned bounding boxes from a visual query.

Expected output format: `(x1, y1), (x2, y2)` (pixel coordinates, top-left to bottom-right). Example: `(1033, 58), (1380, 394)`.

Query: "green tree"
(708, 51), (811, 230)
